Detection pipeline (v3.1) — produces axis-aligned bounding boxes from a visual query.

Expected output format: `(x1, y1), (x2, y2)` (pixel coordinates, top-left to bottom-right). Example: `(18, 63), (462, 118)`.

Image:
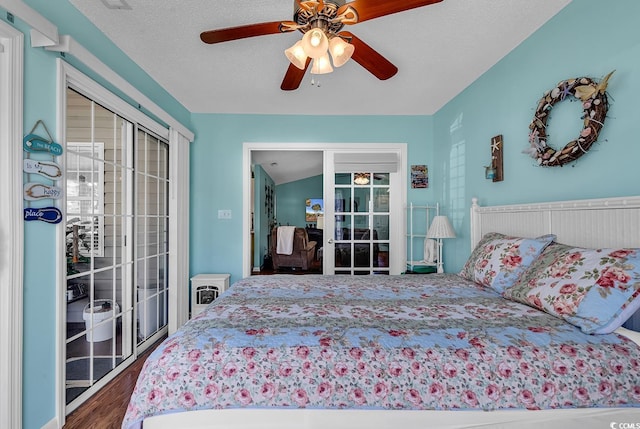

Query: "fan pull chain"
(310, 77), (321, 88)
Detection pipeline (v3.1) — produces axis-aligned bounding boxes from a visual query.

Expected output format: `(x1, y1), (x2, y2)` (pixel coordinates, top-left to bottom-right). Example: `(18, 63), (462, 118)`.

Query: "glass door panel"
(333, 172), (390, 275)
(65, 88), (133, 406)
(135, 129), (169, 345)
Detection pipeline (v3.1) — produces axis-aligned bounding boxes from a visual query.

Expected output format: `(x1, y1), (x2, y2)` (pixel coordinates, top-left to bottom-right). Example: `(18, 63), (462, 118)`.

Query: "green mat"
(407, 265), (437, 274)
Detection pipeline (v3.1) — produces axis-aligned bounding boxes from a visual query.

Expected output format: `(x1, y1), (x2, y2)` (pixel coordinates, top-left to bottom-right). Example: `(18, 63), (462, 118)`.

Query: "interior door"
(323, 150), (404, 275)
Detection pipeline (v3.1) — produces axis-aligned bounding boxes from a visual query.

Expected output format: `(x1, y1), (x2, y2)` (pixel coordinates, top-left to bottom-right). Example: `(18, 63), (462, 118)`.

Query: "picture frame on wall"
(411, 165), (428, 188)
(305, 198), (323, 222)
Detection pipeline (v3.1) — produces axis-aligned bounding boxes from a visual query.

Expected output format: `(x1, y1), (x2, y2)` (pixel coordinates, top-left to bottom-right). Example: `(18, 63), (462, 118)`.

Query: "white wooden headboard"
(470, 196), (640, 250)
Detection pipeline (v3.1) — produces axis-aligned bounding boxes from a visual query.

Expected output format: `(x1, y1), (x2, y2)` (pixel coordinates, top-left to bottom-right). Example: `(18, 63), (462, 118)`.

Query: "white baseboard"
(41, 417), (59, 429)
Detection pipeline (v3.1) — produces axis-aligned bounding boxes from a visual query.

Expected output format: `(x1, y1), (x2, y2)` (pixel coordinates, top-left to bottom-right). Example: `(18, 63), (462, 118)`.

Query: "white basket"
(82, 299), (119, 342)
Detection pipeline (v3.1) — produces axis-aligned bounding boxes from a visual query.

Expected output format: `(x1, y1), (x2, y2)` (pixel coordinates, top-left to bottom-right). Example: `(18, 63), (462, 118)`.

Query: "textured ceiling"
(69, 0), (571, 116)
(252, 150), (323, 185)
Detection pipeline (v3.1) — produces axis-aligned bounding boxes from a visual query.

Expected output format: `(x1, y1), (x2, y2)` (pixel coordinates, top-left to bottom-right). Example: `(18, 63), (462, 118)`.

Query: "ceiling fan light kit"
(286, 4), (352, 74)
(311, 53), (333, 75)
(329, 37), (354, 67)
(354, 173), (370, 185)
(301, 28), (329, 58)
(200, 0), (444, 90)
(287, 28), (353, 74)
(284, 41), (308, 70)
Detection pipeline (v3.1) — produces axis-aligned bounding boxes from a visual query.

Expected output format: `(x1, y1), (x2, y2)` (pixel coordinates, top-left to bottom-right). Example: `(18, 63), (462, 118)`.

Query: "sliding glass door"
(65, 89), (134, 406)
(64, 87), (169, 410)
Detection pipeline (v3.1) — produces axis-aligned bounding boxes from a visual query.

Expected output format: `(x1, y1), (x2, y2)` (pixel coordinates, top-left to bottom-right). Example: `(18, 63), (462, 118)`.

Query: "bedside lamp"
(427, 215), (456, 273)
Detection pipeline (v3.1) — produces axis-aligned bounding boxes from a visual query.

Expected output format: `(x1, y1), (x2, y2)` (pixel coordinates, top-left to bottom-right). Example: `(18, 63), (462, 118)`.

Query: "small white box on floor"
(191, 274), (230, 317)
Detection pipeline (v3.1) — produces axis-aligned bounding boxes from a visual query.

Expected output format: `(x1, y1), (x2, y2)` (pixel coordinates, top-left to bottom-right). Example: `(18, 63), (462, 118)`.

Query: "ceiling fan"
(200, 0), (443, 90)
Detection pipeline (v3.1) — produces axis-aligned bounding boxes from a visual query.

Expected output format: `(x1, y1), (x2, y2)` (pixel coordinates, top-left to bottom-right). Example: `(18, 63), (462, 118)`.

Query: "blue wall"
(276, 174), (324, 227)
(9, 0), (640, 427)
(433, 0), (640, 272)
(189, 114), (435, 284)
(6, 2), (192, 428)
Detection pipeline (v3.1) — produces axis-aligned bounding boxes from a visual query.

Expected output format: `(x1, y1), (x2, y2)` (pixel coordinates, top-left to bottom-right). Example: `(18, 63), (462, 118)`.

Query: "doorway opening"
(250, 149), (323, 275)
(242, 143), (407, 278)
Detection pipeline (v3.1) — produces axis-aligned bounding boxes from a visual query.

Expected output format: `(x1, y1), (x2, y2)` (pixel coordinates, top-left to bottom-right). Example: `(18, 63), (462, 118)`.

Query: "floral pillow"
(459, 232), (556, 294)
(503, 243), (640, 334)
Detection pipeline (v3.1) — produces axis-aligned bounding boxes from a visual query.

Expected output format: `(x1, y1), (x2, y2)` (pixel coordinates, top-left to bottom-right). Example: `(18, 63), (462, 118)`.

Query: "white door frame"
(242, 143), (407, 278)
(0, 19), (24, 429)
(56, 61), (177, 424)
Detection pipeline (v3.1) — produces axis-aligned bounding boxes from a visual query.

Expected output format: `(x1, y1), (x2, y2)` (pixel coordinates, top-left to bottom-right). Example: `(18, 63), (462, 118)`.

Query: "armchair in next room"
(271, 227), (317, 271)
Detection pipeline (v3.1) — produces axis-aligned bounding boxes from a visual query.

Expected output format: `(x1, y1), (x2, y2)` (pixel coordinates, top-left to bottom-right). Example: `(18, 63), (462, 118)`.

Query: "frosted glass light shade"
(310, 53), (333, 74)
(353, 173), (370, 185)
(329, 37), (354, 67)
(302, 28), (329, 59)
(285, 40), (308, 70)
(427, 216), (456, 239)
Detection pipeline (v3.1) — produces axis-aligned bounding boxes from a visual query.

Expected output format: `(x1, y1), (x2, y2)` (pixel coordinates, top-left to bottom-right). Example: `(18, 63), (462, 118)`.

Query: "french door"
(322, 149), (404, 275)
(331, 172), (391, 274)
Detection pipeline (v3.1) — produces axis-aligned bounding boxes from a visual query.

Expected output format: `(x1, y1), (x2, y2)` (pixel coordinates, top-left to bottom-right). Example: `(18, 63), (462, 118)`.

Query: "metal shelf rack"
(405, 202), (439, 273)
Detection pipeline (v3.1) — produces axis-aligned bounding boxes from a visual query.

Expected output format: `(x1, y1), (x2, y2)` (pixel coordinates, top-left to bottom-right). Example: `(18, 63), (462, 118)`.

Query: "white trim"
(0, 19), (23, 429)
(0, 0), (58, 46)
(59, 59), (168, 140)
(48, 36), (194, 141)
(55, 70), (68, 425)
(242, 143), (407, 278)
(470, 195), (640, 249)
(168, 128), (190, 333)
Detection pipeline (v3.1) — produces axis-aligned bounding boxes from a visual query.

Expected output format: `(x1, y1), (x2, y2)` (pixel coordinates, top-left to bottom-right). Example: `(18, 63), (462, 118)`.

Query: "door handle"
(327, 238), (334, 243)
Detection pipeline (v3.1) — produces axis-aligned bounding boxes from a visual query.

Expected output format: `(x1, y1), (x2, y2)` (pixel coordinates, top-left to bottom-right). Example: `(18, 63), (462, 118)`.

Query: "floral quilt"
(122, 274), (640, 429)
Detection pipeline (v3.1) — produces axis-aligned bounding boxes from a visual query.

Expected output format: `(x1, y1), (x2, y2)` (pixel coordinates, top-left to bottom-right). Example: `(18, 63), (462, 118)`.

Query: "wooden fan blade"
(338, 0), (443, 24)
(200, 21), (298, 44)
(281, 58), (312, 91)
(340, 31), (397, 80)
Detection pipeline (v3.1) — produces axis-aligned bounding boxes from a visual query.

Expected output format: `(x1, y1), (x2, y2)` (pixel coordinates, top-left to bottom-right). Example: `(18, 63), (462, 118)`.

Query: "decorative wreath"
(525, 70), (614, 167)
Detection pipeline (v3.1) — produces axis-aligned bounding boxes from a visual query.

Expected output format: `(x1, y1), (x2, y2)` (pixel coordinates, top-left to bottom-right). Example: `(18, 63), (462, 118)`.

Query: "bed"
(123, 196), (640, 429)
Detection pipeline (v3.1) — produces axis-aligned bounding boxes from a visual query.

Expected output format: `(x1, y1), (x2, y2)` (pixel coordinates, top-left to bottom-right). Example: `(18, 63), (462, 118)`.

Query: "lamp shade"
(310, 53), (333, 74)
(284, 40), (308, 70)
(301, 28), (329, 59)
(329, 37), (354, 67)
(427, 216), (456, 239)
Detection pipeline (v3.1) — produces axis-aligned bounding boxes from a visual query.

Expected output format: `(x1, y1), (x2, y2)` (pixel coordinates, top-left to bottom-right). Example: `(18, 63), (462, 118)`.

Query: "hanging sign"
(23, 134), (63, 156)
(24, 207), (63, 224)
(23, 159), (62, 179)
(24, 182), (63, 200)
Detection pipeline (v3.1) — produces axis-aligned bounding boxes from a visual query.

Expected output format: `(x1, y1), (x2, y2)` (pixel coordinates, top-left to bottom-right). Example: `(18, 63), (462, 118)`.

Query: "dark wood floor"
(63, 336), (165, 429)
(254, 257), (323, 275)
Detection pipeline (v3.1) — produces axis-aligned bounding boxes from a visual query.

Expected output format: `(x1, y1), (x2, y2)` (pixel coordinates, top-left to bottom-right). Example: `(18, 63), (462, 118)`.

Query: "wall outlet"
(218, 209), (232, 219)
